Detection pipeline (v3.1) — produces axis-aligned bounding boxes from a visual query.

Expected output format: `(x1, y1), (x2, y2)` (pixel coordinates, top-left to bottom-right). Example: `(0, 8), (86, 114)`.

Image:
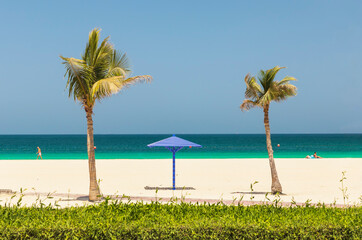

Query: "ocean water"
(0, 134), (361, 160)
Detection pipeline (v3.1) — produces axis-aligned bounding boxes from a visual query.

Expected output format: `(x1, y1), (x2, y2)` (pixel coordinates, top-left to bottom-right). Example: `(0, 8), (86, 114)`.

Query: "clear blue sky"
(0, 0), (361, 134)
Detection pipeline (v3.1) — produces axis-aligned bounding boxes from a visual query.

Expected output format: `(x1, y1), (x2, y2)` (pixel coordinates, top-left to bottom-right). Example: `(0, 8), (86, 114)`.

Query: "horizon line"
(0, 133), (361, 136)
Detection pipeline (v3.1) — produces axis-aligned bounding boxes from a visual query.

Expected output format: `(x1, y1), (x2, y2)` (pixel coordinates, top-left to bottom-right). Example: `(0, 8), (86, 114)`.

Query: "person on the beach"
(313, 152), (322, 158)
(306, 152), (322, 159)
(36, 146), (42, 160)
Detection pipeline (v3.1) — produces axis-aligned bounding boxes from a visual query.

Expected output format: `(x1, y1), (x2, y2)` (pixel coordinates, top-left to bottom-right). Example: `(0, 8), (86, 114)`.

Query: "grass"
(0, 200), (361, 239)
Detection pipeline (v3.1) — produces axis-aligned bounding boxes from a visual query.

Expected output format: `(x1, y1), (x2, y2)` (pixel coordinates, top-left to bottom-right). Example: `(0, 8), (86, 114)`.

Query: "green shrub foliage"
(0, 201), (361, 239)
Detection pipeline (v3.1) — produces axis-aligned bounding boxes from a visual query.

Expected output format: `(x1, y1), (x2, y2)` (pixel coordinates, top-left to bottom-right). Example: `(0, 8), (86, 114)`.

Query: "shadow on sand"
(231, 191), (286, 195)
(145, 186), (196, 190)
(75, 196), (91, 201)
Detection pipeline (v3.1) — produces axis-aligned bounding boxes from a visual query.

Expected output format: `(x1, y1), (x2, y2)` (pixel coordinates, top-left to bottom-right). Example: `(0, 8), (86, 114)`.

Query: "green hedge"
(0, 201), (361, 239)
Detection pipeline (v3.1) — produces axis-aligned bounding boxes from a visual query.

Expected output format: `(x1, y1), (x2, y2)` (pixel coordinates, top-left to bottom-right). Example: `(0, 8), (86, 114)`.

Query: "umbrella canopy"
(147, 135), (202, 148)
(147, 135), (202, 190)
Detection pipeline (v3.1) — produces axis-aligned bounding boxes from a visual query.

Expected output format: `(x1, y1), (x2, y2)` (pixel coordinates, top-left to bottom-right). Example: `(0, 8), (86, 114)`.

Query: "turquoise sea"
(0, 134), (361, 160)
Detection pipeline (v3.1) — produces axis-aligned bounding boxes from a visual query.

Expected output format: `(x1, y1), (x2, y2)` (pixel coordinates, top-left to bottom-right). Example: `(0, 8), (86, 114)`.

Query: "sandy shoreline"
(0, 158), (361, 207)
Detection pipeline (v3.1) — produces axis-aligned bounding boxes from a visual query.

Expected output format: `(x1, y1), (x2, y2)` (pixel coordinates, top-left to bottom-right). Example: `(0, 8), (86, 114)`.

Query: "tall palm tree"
(60, 28), (152, 201)
(240, 66), (296, 193)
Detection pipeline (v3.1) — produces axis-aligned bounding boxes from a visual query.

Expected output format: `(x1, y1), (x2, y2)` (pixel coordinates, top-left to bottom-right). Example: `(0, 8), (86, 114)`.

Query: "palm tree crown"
(241, 66), (296, 111)
(60, 28), (151, 107)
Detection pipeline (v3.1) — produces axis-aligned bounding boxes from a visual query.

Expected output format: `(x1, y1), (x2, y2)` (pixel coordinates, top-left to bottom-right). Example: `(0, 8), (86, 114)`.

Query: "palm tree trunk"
(85, 106), (101, 201)
(263, 104), (283, 194)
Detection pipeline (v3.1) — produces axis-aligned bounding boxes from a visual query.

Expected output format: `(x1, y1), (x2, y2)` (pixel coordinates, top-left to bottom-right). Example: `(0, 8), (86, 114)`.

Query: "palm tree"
(240, 66), (296, 193)
(60, 28), (152, 201)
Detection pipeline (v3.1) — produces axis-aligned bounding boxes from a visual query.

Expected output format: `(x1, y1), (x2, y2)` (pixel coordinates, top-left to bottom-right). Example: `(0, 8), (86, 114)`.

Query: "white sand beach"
(0, 158), (361, 207)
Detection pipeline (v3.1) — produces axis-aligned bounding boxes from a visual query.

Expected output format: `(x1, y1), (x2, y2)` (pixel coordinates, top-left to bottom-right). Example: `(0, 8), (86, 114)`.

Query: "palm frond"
(268, 66), (285, 81)
(111, 50), (131, 73)
(240, 99), (258, 111)
(244, 74), (262, 100)
(257, 70), (266, 90)
(60, 56), (93, 101)
(82, 28), (114, 82)
(121, 75), (153, 87)
(107, 67), (127, 78)
(258, 89), (274, 106)
(93, 43), (113, 81)
(274, 84), (297, 101)
(277, 76), (297, 86)
(91, 76), (124, 99)
(262, 66), (285, 91)
(106, 50), (131, 78)
(94, 36), (112, 65)
(82, 28), (101, 65)
(91, 75), (152, 100)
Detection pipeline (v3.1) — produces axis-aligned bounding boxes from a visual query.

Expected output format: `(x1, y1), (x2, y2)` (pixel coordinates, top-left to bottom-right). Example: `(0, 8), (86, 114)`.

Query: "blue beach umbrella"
(147, 135), (202, 190)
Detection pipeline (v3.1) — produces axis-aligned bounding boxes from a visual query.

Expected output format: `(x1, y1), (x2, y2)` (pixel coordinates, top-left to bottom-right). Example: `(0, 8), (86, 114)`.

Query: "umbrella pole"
(172, 150), (176, 190)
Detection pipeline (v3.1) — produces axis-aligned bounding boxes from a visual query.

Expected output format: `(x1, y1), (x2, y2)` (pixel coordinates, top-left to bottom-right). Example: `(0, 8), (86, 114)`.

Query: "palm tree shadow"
(58, 196), (90, 202)
(76, 196), (91, 201)
(231, 191), (286, 195)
